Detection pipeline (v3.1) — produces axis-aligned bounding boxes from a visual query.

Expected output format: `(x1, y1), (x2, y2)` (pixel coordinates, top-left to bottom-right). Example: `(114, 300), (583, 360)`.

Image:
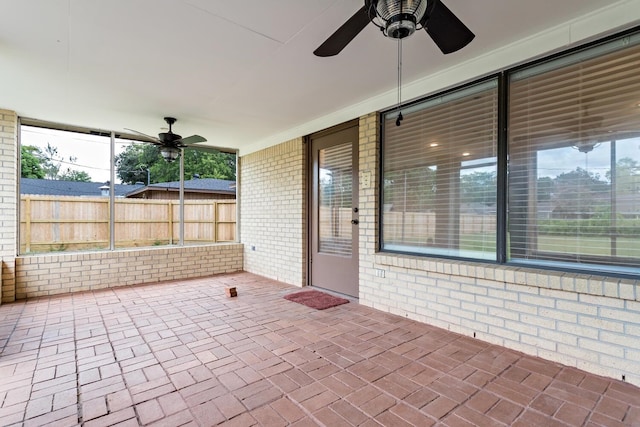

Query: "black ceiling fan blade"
(124, 128), (161, 144)
(177, 135), (207, 145)
(424, 0), (475, 54)
(314, 5), (371, 57)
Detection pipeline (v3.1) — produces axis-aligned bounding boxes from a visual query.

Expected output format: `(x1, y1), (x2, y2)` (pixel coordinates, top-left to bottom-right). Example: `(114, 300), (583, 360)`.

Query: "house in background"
(19, 178), (144, 197)
(125, 177), (236, 200)
(19, 177), (236, 199)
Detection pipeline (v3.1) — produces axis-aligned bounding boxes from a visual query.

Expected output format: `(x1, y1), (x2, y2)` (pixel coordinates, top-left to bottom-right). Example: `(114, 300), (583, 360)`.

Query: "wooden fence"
(383, 211), (496, 243)
(20, 195), (236, 253)
(319, 207), (495, 243)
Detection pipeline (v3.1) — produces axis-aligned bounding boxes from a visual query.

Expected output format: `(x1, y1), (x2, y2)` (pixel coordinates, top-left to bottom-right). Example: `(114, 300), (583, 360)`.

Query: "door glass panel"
(318, 142), (352, 255)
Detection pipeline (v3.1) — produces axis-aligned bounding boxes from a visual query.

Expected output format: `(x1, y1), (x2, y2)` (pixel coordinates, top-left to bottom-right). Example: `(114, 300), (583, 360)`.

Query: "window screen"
(19, 124), (238, 254)
(382, 80), (499, 260)
(508, 34), (640, 272)
(19, 125), (111, 253)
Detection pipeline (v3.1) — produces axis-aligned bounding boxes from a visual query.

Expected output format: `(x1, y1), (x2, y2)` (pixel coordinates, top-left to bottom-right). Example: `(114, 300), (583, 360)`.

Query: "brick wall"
(15, 244), (243, 298)
(358, 113), (379, 276)
(239, 138), (306, 286)
(0, 109), (18, 303)
(357, 113), (640, 387)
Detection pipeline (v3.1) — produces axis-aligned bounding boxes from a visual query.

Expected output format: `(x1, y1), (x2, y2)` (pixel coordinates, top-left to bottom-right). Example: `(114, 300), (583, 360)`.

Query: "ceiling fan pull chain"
(396, 37), (404, 126)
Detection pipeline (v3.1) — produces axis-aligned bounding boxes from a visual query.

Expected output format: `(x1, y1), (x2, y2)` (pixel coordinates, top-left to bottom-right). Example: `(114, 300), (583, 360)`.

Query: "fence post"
(168, 201), (174, 245)
(213, 202), (218, 243)
(25, 196), (31, 253)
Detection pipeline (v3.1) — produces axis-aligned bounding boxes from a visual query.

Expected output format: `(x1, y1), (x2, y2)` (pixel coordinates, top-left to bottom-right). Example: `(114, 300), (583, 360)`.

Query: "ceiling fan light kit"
(160, 146), (181, 162)
(573, 141), (600, 153)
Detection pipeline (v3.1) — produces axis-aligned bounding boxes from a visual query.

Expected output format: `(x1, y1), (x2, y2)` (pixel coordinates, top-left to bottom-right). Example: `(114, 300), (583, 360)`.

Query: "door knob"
(351, 219), (359, 225)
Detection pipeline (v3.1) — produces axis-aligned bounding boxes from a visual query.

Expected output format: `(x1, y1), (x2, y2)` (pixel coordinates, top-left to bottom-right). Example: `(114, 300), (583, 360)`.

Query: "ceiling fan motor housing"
(158, 132), (182, 145)
(372, 0), (428, 39)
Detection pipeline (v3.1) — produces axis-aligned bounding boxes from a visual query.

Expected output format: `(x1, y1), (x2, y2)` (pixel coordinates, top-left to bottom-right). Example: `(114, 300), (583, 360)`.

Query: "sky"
(21, 126), (136, 183)
(537, 138), (640, 180)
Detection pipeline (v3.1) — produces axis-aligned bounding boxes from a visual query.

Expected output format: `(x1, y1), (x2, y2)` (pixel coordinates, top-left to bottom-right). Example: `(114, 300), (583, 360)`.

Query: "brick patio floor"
(1, 272), (639, 426)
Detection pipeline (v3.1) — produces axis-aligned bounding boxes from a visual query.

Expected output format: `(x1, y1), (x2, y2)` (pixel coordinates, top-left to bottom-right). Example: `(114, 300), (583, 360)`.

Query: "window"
(382, 80), (499, 260)
(19, 123), (237, 254)
(381, 30), (640, 276)
(19, 125), (111, 253)
(508, 33), (640, 273)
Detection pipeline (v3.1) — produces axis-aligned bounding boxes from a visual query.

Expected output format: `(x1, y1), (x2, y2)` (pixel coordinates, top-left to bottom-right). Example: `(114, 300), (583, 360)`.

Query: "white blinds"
(381, 30), (640, 273)
(382, 80), (499, 259)
(318, 142), (353, 256)
(508, 36), (640, 268)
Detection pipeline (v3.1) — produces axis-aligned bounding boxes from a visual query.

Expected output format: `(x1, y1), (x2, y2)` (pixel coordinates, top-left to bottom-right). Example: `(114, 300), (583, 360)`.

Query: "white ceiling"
(1, 0), (639, 154)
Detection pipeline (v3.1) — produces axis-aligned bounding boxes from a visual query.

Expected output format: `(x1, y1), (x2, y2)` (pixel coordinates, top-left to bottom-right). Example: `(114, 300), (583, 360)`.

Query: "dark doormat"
(284, 290), (349, 310)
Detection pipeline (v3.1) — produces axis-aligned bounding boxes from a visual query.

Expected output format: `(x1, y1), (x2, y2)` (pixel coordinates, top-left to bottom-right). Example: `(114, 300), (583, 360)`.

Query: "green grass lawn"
(536, 234), (639, 258)
(461, 233), (639, 258)
(389, 231), (639, 259)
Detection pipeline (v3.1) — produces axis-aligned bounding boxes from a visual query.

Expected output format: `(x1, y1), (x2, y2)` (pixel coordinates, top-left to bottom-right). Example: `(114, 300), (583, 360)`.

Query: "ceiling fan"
(522, 100), (640, 153)
(553, 103), (606, 153)
(126, 117), (207, 162)
(314, 0), (475, 57)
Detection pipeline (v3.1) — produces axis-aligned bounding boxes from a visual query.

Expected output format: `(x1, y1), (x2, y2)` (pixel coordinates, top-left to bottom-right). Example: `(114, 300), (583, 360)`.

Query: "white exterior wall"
(0, 109), (18, 303)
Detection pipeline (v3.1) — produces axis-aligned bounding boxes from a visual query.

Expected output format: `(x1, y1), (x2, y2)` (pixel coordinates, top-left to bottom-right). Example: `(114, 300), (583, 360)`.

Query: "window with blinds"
(381, 29), (640, 276)
(508, 33), (640, 272)
(382, 79), (499, 260)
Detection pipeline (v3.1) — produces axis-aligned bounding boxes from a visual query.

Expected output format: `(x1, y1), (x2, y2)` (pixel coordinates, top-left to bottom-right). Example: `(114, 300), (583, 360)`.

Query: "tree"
(537, 176), (554, 201)
(114, 144), (160, 184)
(606, 157), (640, 194)
(461, 171), (496, 205)
(183, 149), (235, 181)
(23, 142), (92, 181)
(555, 167), (608, 193)
(115, 143), (236, 184)
(21, 145), (45, 179)
(384, 166), (436, 212)
(59, 169), (92, 182)
(41, 143), (61, 179)
(552, 167), (609, 218)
